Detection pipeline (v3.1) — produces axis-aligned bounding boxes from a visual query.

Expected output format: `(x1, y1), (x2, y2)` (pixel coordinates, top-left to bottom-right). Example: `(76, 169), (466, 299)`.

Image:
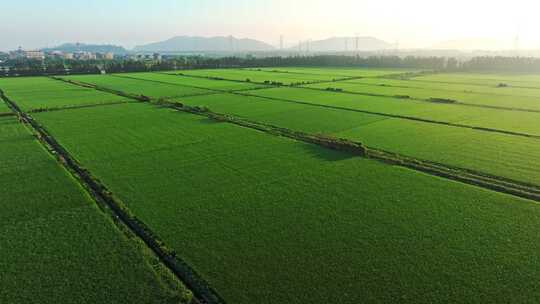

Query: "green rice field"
(33, 103), (540, 304)
(306, 78), (540, 111)
(2, 66), (540, 303)
(176, 93), (540, 186)
(0, 116), (190, 304)
(0, 77), (130, 111)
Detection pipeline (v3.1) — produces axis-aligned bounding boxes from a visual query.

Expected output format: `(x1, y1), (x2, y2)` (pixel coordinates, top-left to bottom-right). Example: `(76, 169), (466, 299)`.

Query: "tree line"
(2, 55), (540, 77)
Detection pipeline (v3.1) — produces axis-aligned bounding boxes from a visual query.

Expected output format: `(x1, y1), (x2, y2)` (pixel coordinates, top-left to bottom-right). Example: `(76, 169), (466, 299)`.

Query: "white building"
(9, 48), (45, 60)
(24, 50), (45, 60)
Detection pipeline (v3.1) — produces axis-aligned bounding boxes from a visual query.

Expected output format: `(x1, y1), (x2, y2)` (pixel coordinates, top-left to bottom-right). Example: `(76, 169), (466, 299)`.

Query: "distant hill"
(292, 37), (393, 52)
(134, 36), (275, 52)
(43, 43), (128, 54)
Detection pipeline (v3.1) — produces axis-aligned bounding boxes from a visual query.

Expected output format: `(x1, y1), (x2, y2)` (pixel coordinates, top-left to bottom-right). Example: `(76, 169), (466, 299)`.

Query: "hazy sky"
(1, 0), (539, 51)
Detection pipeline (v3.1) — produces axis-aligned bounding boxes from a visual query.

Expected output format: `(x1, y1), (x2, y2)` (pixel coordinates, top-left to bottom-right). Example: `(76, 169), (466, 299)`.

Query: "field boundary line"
(0, 89), (225, 304)
(231, 90), (540, 139)
(163, 71), (364, 88)
(406, 78), (540, 91)
(26, 100), (138, 114)
(161, 102), (540, 202)
(112, 73), (271, 95)
(238, 67), (431, 80)
(52, 74), (540, 200)
(298, 83), (540, 114)
(165, 73), (540, 136)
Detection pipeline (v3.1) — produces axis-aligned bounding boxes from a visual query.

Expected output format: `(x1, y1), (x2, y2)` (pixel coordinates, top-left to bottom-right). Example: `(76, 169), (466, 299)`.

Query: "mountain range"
(133, 36), (275, 52)
(43, 36), (399, 54)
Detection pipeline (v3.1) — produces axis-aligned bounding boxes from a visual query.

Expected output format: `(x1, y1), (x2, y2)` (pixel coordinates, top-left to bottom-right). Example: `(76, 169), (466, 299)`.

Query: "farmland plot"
(0, 116), (190, 304)
(64, 74), (213, 98)
(119, 72), (268, 91)
(0, 77), (129, 111)
(33, 103), (540, 304)
(413, 72), (540, 88)
(306, 79), (540, 111)
(249, 87), (540, 136)
(0, 101), (10, 113)
(177, 93), (540, 186)
(169, 68), (340, 84)
(249, 66), (419, 78)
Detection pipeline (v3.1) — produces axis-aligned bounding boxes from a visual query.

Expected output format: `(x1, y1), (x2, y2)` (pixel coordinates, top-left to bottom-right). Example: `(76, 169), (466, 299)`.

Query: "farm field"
(248, 87), (540, 136)
(0, 101), (10, 113)
(168, 68), (343, 84)
(32, 103), (540, 304)
(349, 76), (540, 99)
(0, 77), (130, 111)
(306, 78), (540, 111)
(2, 67), (540, 303)
(243, 67), (419, 78)
(64, 74), (214, 98)
(0, 115), (190, 303)
(413, 72), (540, 88)
(119, 72), (268, 91)
(176, 93), (540, 185)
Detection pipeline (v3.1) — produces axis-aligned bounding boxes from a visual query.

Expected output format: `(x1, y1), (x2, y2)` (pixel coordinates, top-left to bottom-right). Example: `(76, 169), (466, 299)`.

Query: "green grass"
(413, 72), (540, 88)
(170, 68), (341, 84)
(119, 72), (268, 91)
(176, 93), (540, 186)
(249, 87), (540, 136)
(0, 77), (130, 111)
(64, 74), (213, 98)
(354, 76), (540, 99)
(0, 101), (10, 113)
(248, 66), (420, 77)
(0, 116), (191, 304)
(306, 78), (540, 111)
(33, 103), (540, 304)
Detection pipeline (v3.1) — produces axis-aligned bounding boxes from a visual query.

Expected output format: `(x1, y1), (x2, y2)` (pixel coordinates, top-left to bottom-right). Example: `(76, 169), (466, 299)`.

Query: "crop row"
(173, 93), (540, 186)
(245, 67), (421, 78)
(413, 72), (540, 88)
(246, 87), (540, 137)
(0, 77), (130, 111)
(56, 74), (540, 187)
(0, 112), (191, 304)
(334, 77), (540, 111)
(31, 102), (540, 304)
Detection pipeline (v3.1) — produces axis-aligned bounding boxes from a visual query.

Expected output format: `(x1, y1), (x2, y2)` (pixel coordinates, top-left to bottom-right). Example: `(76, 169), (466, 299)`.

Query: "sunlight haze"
(0, 0), (539, 50)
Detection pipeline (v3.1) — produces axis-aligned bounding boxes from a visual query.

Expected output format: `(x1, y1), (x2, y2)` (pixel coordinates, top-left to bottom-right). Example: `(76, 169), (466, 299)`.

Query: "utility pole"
(280, 35), (284, 50)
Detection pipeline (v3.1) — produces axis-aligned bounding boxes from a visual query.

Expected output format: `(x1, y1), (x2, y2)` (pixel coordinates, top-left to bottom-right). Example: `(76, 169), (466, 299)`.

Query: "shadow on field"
(299, 142), (356, 162)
